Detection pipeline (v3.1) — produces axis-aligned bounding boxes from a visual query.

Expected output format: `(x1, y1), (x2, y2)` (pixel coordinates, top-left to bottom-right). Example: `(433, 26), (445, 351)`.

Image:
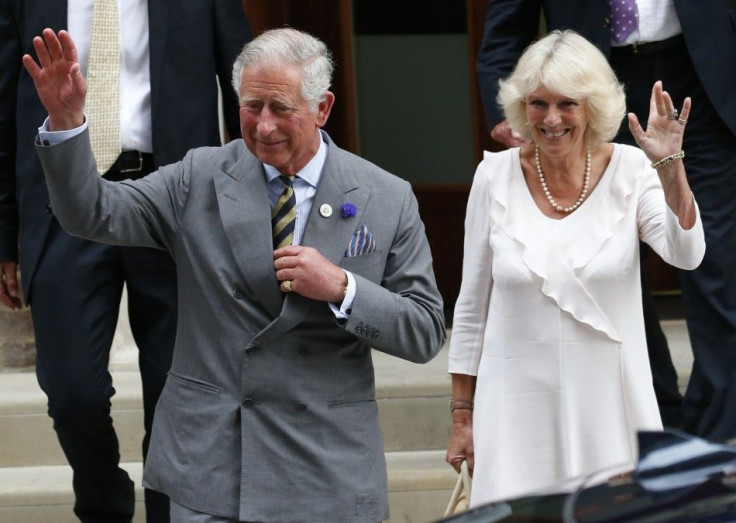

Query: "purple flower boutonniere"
(341, 202), (357, 219)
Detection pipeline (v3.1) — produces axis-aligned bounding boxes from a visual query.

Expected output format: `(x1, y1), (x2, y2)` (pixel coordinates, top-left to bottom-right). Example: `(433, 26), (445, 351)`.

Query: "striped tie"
(272, 175), (296, 249)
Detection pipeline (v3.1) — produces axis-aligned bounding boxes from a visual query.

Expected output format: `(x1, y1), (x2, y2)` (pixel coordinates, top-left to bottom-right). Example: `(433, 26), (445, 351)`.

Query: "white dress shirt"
(613, 0), (682, 46)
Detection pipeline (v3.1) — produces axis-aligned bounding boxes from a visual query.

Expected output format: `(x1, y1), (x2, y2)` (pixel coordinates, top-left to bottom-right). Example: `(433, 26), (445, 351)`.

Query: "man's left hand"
(274, 246), (347, 302)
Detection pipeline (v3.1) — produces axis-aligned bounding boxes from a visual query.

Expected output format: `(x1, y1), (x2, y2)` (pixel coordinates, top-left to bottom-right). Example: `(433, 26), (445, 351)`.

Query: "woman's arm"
(446, 373), (477, 474)
(629, 81), (696, 229)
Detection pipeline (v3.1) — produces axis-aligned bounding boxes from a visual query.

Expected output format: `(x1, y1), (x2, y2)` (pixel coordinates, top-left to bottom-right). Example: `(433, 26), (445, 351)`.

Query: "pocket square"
(345, 224), (376, 257)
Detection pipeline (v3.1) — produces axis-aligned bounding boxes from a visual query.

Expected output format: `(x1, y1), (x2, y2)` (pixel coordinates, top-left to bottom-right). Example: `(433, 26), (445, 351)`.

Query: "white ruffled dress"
(449, 144), (705, 507)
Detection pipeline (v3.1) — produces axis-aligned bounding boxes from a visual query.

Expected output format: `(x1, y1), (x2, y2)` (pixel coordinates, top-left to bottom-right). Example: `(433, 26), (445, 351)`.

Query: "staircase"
(0, 307), (456, 522)
(0, 312), (693, 522)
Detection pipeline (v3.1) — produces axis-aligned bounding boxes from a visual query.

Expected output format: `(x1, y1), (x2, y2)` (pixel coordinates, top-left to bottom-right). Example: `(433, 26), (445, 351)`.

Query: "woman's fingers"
(678, 97), (692, 124)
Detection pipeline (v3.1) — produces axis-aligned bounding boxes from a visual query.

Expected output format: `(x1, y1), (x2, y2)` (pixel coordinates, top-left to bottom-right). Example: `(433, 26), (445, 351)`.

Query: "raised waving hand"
(22, 29), (86, 131)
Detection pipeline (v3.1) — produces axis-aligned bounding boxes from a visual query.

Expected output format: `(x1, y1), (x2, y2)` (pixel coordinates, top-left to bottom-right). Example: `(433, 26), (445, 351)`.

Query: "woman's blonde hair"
(497, 30), (626, 147)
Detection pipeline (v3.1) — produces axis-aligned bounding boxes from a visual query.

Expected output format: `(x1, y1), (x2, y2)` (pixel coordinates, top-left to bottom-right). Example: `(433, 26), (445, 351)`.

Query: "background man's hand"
(0, 261), (21, 310)
(491, 119), (531, 148)
(22, 29), (86, 131)
(274, 246), (347, 303)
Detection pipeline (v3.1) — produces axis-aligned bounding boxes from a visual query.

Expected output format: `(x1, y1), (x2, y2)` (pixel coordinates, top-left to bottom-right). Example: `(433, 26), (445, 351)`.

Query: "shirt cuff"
(329, 270), (356, 320)
(38, 115), (87, 146)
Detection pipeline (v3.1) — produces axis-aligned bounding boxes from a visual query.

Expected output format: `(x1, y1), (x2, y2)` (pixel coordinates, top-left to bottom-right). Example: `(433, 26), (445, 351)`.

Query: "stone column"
(0, 307), (36, 371)
(0, 268), (36, 371)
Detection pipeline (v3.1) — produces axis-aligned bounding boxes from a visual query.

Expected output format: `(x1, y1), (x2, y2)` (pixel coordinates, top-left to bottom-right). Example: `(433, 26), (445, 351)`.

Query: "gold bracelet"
(651, 150), (685, 170)
(450, 399), (474, 412)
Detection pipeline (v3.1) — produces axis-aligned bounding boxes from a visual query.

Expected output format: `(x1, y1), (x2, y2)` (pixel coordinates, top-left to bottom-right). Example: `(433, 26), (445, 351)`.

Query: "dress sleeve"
(637, 159), (705, 270)
(448, 160), (495, 376)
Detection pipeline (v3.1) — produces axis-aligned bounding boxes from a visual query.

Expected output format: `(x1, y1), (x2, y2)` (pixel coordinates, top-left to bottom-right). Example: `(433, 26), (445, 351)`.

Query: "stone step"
(0, 451), (457, 523)
(0, 345), (453, 468)
(0, 319), (692, 522)
(0, 320), (693, 468)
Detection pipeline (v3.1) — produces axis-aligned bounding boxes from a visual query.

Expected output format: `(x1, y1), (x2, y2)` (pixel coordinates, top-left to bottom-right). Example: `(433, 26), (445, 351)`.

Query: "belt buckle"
(119, 152), (143, 174)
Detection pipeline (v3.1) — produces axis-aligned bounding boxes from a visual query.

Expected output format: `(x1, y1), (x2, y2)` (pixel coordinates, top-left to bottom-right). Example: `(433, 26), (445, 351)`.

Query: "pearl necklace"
(535, 145), (591, 213)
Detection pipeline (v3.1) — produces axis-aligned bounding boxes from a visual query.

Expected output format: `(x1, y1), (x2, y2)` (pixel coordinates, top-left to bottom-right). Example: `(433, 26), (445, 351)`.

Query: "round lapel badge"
(319, 204), (333, 218)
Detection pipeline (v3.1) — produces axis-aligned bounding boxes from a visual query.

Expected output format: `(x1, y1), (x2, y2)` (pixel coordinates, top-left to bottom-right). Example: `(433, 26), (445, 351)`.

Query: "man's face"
(239, 63), (334, 176)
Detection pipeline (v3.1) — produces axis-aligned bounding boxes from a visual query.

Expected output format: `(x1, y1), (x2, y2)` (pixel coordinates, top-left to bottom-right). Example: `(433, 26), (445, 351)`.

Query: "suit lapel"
(301, 161), (370, 265)
(214, 149), (284, 319)
(278, 138), (371, 329)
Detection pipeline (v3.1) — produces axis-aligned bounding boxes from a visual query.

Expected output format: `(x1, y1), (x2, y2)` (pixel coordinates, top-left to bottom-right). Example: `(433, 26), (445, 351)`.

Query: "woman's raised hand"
(628, 80), (691, 165)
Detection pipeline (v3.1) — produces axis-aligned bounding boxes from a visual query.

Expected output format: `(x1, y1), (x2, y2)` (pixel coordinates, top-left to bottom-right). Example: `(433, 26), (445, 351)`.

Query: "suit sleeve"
(0, 0), (20, 261)
(447, 160), (494, 376)
(345, 182), (446, 364)
(476, 0), (542, 130)
(36, 130), (188, 253)
(213, 0), (252, 140)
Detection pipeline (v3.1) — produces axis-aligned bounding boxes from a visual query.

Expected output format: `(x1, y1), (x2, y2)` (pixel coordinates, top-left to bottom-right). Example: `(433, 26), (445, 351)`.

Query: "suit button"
(242, 397), (254, 408)
(44, 204), (52, 214)
(297, 403), (308, 411)
(298, 347), (309, 356)
(233, 289), (243, 300)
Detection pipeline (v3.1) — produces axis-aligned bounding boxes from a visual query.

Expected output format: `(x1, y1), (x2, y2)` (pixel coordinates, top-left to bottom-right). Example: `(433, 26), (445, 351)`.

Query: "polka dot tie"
(609, 0), (639, 44)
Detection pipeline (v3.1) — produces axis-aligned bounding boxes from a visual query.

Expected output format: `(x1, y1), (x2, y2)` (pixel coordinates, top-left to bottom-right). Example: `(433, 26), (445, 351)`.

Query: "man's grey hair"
(231, 28), (334, 112)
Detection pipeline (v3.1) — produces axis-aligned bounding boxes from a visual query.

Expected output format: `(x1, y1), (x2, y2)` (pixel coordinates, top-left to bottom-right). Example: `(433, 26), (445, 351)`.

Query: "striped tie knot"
(272, 175), (296, 249)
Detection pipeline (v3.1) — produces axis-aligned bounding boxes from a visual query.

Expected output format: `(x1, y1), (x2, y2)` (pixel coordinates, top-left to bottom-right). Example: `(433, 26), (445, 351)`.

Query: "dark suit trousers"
(611, 37), (736, 440)
(30, 219), (177, 522)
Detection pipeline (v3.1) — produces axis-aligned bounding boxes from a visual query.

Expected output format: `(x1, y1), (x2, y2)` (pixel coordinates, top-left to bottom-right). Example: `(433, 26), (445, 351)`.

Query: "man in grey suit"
(24, 27), (446, 522)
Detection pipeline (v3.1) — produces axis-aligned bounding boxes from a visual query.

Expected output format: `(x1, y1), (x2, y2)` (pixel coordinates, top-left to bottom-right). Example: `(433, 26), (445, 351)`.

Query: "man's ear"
(316, 91), (335, 128)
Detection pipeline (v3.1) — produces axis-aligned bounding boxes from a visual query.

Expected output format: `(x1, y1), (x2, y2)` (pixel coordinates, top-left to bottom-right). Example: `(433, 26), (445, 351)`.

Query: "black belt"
(610, 34), (685, 56)
(103, 151), (155, 181)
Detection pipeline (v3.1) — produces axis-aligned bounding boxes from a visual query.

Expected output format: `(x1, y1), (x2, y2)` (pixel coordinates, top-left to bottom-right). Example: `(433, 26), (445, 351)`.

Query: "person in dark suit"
(0, 1), (251, 521)
(24, 27), (446, 522)
(475, 0), (736, 439)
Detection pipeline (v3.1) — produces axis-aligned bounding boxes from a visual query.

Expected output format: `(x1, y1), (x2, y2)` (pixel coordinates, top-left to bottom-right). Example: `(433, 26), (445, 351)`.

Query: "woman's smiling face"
(525, 86), (588, 157)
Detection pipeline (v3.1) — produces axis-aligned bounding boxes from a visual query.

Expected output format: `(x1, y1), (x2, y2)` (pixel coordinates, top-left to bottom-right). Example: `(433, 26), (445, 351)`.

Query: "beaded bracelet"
(651, 150), (685, 170)
(450, 399), (474, 412)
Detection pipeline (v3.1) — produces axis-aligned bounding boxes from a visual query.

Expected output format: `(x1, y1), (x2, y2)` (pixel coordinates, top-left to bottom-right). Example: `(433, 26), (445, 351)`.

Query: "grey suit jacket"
(37, 130), (445, 521)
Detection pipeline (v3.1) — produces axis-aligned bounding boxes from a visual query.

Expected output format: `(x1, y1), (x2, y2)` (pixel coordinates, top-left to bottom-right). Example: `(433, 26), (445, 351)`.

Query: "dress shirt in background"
(68, 0), (152, 153)
(612, 0), (682, 46)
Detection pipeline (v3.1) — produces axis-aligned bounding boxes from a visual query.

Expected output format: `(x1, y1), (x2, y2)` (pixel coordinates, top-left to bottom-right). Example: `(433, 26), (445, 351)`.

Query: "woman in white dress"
(446, 30), (705, 507)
